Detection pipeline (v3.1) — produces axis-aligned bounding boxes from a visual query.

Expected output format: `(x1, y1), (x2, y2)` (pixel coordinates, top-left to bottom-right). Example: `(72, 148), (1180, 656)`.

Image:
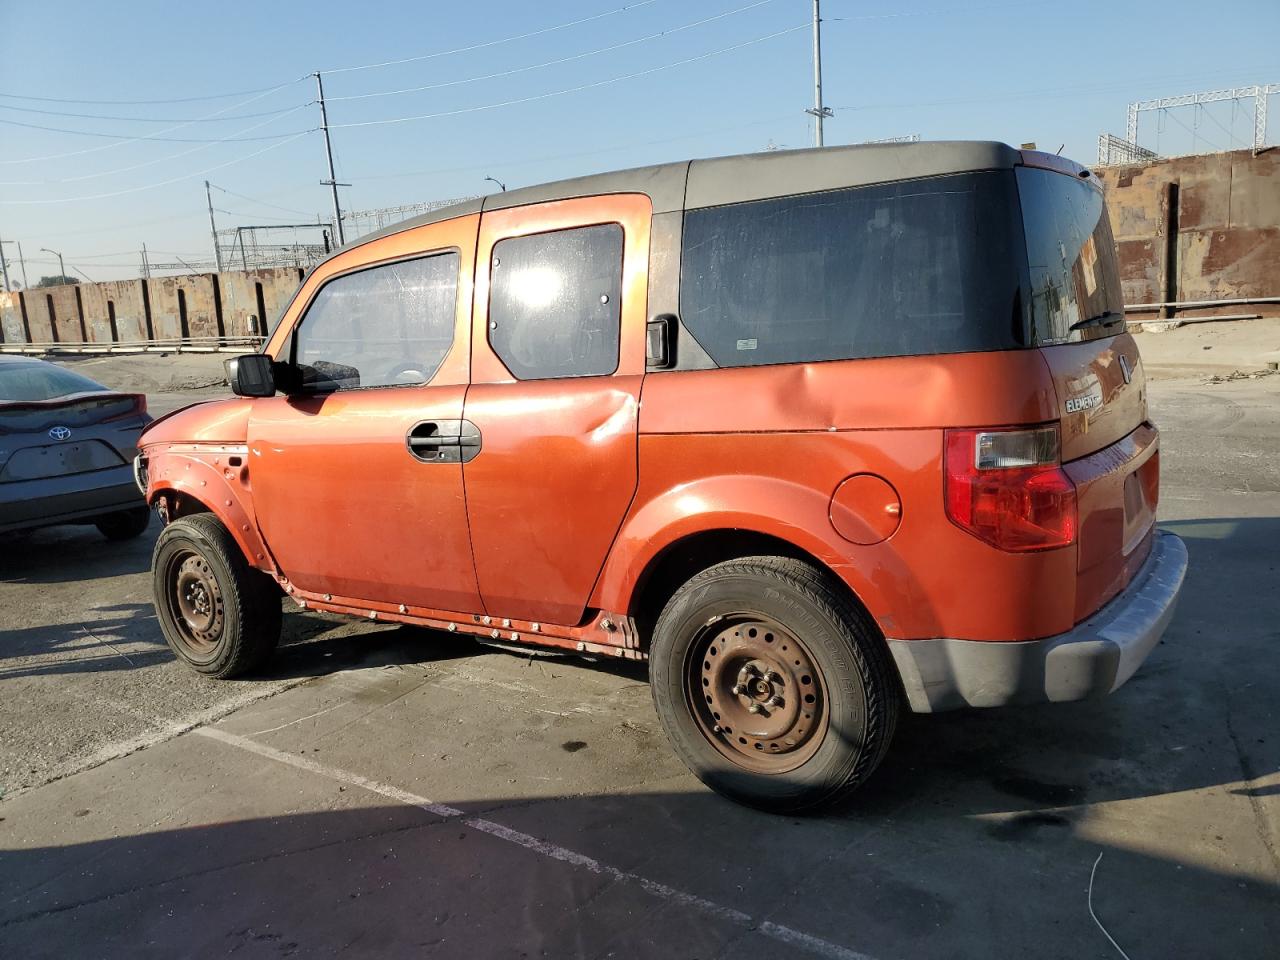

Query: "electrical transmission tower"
(1126, 83), (1279, 157)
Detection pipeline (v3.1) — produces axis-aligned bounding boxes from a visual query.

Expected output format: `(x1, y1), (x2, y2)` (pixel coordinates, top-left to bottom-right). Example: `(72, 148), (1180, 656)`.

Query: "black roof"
(325, 140), (1073, 265)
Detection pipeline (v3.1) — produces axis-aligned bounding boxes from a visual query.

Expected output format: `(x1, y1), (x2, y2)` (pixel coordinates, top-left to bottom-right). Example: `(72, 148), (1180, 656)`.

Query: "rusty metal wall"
(78, 280), (150, 342)
(1, 267), (303, 346)
(1099, 149), (1280, 311)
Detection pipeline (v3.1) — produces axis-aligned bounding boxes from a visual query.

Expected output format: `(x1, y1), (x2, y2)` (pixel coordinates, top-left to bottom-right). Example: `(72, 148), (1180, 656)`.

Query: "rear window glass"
(1017, 167), (1124, 343)
(0, 363), (105, 402)
(679, 172), (1024, 368)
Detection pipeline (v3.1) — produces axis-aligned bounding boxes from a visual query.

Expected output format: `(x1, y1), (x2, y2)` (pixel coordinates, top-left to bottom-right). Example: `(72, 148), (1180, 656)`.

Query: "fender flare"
(591, 474), (905, 630)
(146, 449), (273, 573)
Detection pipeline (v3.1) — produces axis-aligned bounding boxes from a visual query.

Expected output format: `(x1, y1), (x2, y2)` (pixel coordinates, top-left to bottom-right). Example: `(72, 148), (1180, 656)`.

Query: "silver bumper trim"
(887, 531), (1188, 713)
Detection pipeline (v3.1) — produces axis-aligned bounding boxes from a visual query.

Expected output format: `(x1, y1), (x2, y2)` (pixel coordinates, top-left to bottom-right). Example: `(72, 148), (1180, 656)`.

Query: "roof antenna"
(1056, 143), (1065, 155)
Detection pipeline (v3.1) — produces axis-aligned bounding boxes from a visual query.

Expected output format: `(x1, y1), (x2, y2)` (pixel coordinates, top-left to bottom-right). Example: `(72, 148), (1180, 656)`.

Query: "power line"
(332, 23), (808, 129)
(0, 79), (306, 164)
(1162, 106), (1224, 152)
(21, 209), (207, 240)
(349, 114), (795, 182)
(0, 79), (308, 107)
(0, 101), (312, 123)
(210, 183), (315, 218)
(0, 131), (311, 205)
(322, 0), (661, 75)
(827, 1), (1051, 22)
(329, 0), (776, 102)
(0, 116), (313, 145)
(0, 106), (314, 186)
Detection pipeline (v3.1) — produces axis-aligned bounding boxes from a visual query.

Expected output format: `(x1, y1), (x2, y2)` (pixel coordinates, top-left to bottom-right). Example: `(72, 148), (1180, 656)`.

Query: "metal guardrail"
(0, 335), (265, 355)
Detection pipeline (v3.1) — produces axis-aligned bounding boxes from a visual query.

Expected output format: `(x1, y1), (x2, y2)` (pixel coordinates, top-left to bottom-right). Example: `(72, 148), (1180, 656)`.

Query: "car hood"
(140, 397), (253, 447)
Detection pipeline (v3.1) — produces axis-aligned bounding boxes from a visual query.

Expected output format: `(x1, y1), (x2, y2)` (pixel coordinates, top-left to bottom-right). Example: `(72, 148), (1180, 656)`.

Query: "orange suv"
(137, 142), (1187, 812)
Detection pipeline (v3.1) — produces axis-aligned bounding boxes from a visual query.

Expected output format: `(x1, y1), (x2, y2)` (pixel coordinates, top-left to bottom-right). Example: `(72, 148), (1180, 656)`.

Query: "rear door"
(462, 195), (651, 626)
(1018, 164), (1159, 617)
(247, 216), (484, 615)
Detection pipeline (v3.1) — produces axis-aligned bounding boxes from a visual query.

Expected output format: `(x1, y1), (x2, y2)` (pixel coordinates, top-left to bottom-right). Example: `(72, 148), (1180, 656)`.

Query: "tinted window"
(1017, 167), (1124, 343)
(679, 172), (1024, 368)
(0, 362), (105, 401)
(293, 252), (459, 392)
(488, 223), (623, 380)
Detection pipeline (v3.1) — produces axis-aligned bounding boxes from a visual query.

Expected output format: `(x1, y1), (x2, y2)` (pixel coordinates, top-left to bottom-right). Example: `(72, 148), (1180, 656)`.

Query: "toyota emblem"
(48, 425), (72, 441)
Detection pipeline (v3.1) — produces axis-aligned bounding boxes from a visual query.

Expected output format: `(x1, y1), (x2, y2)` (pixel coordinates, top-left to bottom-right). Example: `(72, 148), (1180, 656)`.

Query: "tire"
(649, 556), (899, 813)
(95, 507), (152, 541)
(152, 513), (282, 678)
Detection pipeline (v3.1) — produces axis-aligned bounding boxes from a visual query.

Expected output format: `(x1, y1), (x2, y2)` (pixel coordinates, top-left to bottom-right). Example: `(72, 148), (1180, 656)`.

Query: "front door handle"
(407, 420), (482, 463)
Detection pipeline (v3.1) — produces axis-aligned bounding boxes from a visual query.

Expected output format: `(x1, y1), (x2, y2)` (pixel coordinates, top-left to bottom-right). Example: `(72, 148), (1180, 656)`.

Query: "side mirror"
(226, 354), (276, 398)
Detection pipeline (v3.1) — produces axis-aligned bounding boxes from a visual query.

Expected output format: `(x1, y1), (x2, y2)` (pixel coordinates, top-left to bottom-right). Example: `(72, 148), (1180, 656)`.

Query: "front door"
(463, 195), (651, 626)
(247, 216), (483, 615)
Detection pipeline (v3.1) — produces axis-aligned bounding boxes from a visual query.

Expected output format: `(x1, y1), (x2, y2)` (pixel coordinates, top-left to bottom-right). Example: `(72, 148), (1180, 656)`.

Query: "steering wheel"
(385, 362), (427, 385)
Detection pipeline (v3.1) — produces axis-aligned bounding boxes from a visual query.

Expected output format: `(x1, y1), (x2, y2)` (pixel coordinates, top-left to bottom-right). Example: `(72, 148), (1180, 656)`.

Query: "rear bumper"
(887, 530), (1188, 713)
(0, 464), (144, 534)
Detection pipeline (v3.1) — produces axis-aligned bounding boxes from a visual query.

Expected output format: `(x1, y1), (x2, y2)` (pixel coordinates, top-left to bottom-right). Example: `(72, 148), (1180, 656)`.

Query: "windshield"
(0, 363), (106, 402)
(1017, 166), (1125, 343)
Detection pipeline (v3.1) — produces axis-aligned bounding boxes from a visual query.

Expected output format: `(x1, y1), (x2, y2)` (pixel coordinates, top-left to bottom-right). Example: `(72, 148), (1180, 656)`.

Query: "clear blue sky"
(1, 0), (1277, 282)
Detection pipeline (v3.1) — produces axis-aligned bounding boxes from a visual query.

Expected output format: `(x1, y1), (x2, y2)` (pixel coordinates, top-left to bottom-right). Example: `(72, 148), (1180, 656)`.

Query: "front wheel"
(152, 513), (282, 678)
(649, 556), (899, 813)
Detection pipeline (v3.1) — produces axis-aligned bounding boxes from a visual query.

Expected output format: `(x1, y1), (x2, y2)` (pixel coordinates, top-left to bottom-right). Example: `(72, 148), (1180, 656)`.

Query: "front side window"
(488, 223), (623, 380)
(1017, 167), (1124, 343)
(679, 172), (1025, 368)
(293, 252), (459, 392)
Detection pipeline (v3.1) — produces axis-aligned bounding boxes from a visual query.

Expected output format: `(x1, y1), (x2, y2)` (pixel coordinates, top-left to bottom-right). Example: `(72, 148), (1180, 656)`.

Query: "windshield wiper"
(1070, 311), (1126, 332)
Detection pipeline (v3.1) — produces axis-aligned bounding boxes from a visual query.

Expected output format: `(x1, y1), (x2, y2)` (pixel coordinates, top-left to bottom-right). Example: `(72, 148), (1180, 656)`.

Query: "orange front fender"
(145, 444), (274, 574)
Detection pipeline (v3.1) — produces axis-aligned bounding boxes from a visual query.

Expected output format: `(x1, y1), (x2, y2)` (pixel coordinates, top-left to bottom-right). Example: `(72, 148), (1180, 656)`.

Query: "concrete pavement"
(0, 364), (1277, 959)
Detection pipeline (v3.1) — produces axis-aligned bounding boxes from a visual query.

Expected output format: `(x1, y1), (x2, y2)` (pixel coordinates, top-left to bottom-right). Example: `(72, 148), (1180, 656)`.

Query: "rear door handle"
(406, 420), (482, 463)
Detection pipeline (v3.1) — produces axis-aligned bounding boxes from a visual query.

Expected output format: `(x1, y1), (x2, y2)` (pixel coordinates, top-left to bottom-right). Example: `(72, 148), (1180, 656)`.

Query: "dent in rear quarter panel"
(595, 354), (1081, 642)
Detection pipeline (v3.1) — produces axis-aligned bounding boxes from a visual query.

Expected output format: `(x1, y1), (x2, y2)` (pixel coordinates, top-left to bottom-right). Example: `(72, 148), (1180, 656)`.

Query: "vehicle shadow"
(0, 792), (1273, 960)
(0, 522), (155, 584)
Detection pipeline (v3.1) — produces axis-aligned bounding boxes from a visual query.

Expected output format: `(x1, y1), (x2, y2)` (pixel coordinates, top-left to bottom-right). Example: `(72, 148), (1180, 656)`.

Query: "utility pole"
(15, 241), (28, 290)
(1, 239), (29, 290)
(314, 72), (349, 246)
(141, 243), (151, 280)
(205, 180), (224, 273)
(0, 230), (11, 292)
(805, 0), (833, 147)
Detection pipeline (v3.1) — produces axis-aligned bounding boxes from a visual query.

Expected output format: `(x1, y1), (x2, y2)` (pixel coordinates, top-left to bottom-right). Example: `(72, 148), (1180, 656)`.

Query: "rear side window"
(488, 223), (623, 380)
(293, 252), (459, 392)
(0, 363), (105, 401)
(679, 172), (1024, 368)
(1017, 167), (1124, 343)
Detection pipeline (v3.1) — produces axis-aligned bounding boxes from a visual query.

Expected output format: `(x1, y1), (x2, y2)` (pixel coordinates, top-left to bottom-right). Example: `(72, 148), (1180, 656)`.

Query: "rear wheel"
(649, 556), (898, 813)
(152, 514), (281, 678)
(95, 507), (152, 541)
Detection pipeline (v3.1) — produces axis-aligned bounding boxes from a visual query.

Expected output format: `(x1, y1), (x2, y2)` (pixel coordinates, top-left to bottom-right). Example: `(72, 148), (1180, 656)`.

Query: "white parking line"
(196, 726), (879, 960)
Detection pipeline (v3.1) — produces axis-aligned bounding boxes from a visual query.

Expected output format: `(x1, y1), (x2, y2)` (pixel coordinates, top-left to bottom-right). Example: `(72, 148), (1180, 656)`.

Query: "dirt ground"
(1, 326), (1277, 959)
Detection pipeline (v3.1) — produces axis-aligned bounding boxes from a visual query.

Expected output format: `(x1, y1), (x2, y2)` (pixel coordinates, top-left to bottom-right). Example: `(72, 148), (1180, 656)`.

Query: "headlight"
(133, 454), (149, 494)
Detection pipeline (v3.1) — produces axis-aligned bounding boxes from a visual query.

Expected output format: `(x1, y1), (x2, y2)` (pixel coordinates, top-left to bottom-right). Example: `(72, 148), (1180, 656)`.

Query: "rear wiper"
(1069, 311), (1126, 332)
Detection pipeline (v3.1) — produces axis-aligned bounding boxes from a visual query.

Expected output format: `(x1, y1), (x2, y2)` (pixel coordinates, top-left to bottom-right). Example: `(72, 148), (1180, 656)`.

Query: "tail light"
(103, 394), (148, 422)
(944, 425), (1077, 552)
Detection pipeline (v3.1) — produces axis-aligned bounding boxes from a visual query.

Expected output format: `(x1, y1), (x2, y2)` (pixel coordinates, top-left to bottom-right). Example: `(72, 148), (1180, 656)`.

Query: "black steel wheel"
(152, 513), (281, 678)
(650, 556), (899, 813)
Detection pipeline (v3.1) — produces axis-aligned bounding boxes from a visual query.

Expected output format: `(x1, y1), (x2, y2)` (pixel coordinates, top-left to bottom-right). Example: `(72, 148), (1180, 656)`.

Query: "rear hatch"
(0, 392), (147, 482)
(1017, 158), (1159, 620)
